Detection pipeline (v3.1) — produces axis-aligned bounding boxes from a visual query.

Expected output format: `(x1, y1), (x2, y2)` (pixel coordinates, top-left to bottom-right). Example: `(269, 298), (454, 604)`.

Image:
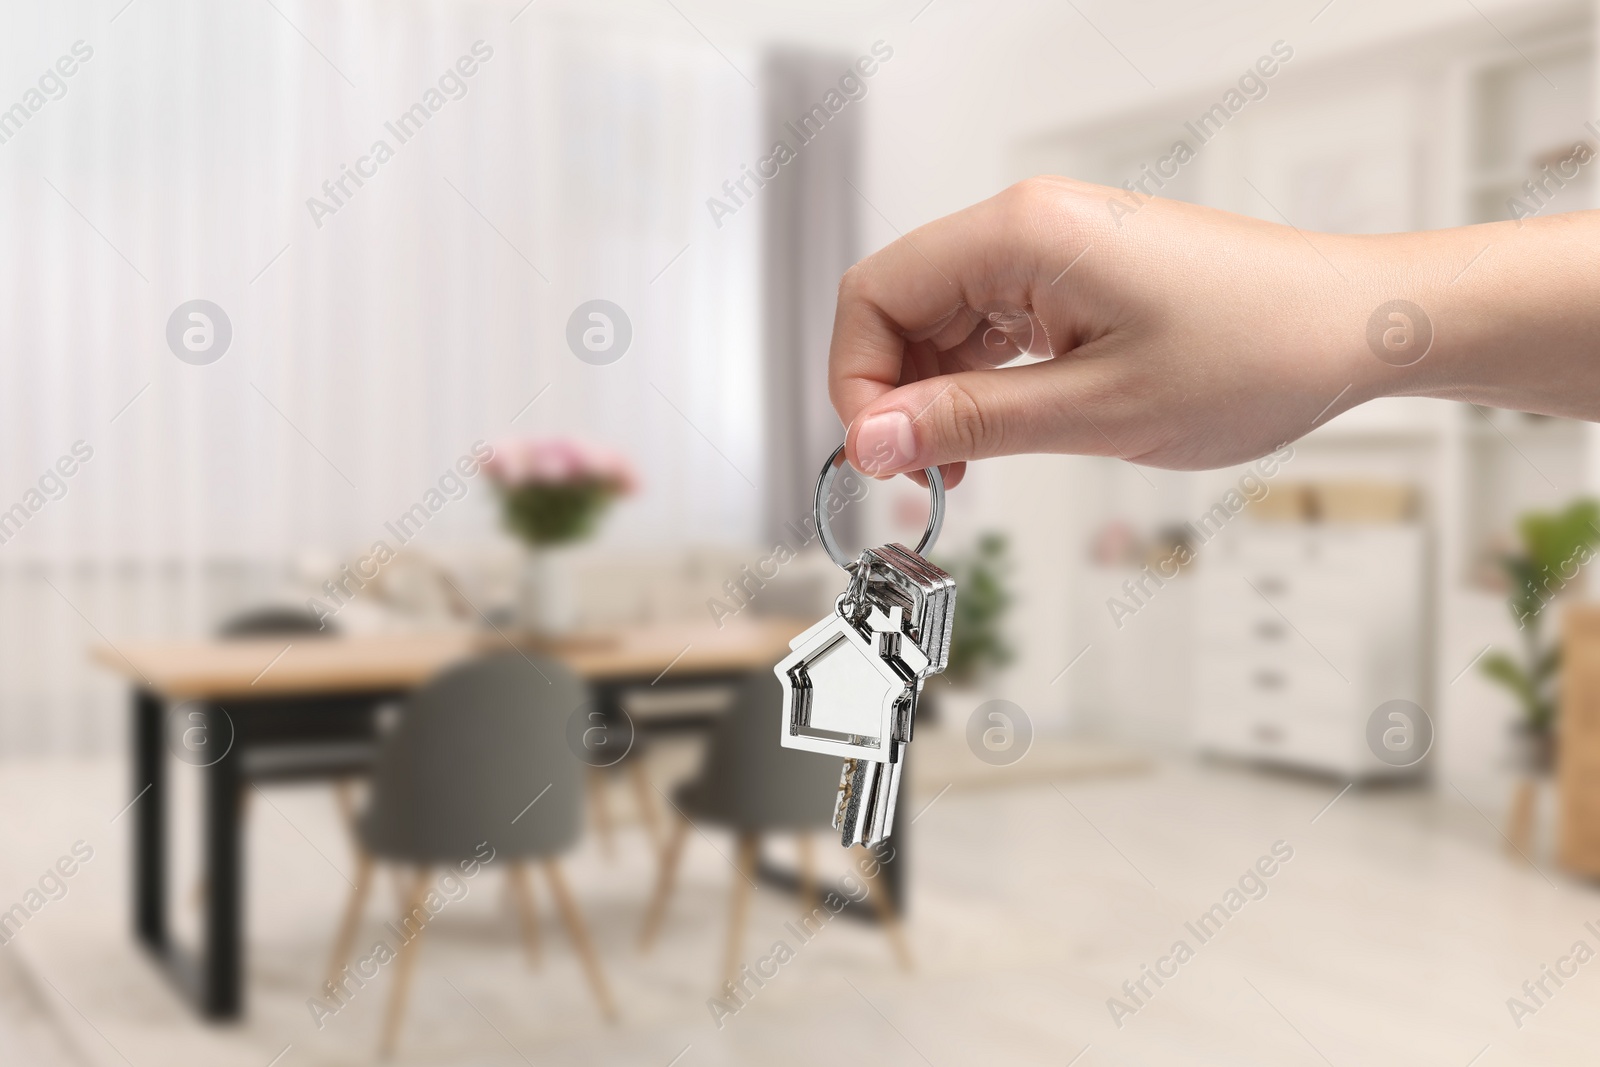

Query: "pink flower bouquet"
(483, 438), (636, 546)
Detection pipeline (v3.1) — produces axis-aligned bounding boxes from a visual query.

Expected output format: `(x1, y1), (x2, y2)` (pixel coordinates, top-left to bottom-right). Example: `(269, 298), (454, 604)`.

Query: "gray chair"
(637, 670), (910, 984)
(323, 650), (616, 1057)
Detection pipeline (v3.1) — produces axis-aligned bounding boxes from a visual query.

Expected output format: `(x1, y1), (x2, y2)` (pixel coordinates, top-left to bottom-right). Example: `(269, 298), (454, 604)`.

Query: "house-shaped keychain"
(776, 604), (929, 762)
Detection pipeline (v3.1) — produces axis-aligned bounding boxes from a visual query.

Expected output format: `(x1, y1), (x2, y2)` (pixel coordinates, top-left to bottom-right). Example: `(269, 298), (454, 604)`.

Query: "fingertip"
(843, 419), (880, 480)
(847, 408), (918, 479)
(845, 411), (963, 489)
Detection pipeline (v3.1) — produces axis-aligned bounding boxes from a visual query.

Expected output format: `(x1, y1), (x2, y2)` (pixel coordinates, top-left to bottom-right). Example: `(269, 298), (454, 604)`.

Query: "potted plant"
(1481, 499), (1600, 772)
(483, 438), (635, 633)
(927, 532), (1015, 723)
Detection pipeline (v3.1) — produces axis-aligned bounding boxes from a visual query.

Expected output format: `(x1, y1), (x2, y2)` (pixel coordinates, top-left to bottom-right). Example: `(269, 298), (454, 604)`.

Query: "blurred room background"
(4, 0), (1600, 1064)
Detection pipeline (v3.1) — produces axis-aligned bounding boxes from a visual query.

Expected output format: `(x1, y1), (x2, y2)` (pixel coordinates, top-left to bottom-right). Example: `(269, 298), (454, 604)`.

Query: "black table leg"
(128, 688), (396, 1020)
(133, 690), (166, 949)
(201, 703), (243, 1019)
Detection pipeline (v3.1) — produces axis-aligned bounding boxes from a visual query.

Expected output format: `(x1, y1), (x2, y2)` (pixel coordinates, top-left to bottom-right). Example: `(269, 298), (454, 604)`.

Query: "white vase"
(519, 546), (578, 635)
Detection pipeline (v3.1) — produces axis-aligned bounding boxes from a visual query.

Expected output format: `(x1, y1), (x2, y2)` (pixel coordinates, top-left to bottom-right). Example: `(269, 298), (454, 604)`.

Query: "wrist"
(1329, 228), (1475, 408)
(1356, 213), (1600, 418)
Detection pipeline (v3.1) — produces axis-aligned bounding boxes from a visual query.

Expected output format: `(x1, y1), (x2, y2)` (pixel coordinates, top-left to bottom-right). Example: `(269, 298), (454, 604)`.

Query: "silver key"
(775, 445), (956, 847)
(776, 564), (933, 846)
(835, 751), (903, 848)
(860, 543), (956, 680)
(841, 546), (952, 843)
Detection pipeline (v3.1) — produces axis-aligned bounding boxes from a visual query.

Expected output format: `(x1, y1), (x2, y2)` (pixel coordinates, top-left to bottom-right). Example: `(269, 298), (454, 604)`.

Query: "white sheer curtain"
(0, 0), (762, 755)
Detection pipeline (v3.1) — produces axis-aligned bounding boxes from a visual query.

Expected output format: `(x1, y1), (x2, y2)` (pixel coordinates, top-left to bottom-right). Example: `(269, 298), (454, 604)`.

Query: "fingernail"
(855, 410), (918, 477)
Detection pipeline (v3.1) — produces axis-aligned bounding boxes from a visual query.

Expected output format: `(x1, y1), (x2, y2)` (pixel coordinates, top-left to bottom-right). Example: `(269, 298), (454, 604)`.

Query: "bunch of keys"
(775, 445), (956, 847)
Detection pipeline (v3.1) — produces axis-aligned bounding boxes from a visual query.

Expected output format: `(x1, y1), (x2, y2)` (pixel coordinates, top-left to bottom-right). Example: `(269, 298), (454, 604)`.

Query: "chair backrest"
(218, 605), (336, 638)
(690, 670), (842, 832)
(361, 650), (586, 863)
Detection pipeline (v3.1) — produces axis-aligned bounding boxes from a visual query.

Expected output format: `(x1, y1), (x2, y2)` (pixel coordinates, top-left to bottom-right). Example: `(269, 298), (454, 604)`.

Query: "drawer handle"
(1253, 670), (1285, 690)
(1254, 620), (1287, 641)
(1252, 723), (1283, 743)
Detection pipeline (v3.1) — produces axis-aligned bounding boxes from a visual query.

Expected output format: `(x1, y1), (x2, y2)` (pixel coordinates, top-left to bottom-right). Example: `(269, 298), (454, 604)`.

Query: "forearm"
(1350, 211), (1600, 419)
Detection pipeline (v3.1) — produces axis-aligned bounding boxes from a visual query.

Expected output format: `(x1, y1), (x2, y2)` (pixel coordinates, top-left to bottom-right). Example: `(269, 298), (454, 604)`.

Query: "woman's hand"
(829, 176), (1600, 485)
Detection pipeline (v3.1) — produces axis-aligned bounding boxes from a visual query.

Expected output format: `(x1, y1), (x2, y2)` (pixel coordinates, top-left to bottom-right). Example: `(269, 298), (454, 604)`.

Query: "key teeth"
(838, 755), (864, 838)
(834, 758), (874, 847)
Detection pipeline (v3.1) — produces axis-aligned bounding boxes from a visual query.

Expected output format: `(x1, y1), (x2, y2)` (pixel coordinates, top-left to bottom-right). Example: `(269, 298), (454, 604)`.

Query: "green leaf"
(1514, 499), (1600, 606)
(1480, 649), (1536, 711)
(1482, 499), (1598, 735)
(935, 532), (1015, 685)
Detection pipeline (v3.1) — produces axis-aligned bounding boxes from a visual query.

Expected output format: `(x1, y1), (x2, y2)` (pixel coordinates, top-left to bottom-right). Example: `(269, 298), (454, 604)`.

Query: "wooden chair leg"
(333, 779), (358, 830)
(508, 864), (542, 967)
(325, 851), (376, 989)
(392, 868), (410, 915)
(638, 816), (691, 952)
(797, 834), (818, 917)
(723, 834), (759, 988)
(542, 859), (617, 1021)
(628, 758), (663, 848)
(588, 768), (615, 860)
(858, 846), (912, 971)
(379, 868), (432, 1059)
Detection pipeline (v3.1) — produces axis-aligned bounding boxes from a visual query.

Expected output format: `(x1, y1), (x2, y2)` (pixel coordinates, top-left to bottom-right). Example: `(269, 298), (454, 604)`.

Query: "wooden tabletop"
(91, 617), (807, 700)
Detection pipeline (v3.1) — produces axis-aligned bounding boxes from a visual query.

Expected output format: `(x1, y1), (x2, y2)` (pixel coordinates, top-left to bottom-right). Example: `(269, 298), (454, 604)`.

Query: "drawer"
(1196, 567), (1360, 621)
(1195, 704), (1358, 772)
(1194, 603), (1356, 656)
(1195, 645), (1359, 711)
(1198, 588), (1413, 684)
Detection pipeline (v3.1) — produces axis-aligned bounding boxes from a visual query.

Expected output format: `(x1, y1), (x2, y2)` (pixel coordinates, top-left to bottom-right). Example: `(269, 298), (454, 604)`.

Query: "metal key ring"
(813, 443), (945, 570)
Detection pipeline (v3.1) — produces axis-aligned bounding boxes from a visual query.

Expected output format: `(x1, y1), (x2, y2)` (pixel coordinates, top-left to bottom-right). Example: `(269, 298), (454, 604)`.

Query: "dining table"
(92, 616), (909, 1019)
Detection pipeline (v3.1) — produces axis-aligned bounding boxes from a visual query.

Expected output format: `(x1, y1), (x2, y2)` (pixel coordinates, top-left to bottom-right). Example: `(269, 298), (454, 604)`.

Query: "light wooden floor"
(0, 751), (1593, 1066)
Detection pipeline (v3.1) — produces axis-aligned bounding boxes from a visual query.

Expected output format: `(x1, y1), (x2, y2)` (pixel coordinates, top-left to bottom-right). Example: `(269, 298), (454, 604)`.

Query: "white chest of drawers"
(1192, 524), (1428, 778)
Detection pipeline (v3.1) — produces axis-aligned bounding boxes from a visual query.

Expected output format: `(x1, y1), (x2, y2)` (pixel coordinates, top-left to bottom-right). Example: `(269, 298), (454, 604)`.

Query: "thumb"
(845, 362), (1090, 477)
